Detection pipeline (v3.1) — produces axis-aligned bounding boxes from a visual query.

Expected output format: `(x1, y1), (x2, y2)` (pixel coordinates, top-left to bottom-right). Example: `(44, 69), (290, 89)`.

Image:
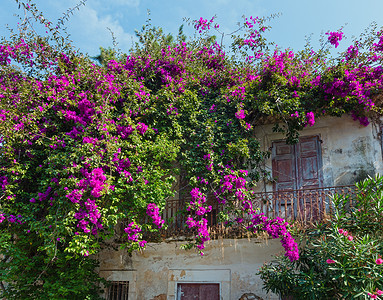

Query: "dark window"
(177, 283), (220, 300)
(107, 281), (129, 300)
(272, 135), (323, 191)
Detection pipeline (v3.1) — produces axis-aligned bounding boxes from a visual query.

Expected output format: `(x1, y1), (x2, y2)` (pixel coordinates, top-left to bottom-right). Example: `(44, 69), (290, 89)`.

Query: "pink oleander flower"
(368, 293), (377, 299)
(338, 228), (344, 234)
(376, 258), (383, 265)
(348, 235), (353, 241)
(326, 259), (336, 264)
(376, 290), (383, 296)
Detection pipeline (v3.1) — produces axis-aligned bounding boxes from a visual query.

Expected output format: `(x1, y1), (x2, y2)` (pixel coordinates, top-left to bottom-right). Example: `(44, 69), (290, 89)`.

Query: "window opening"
(107, 281), (129, 300)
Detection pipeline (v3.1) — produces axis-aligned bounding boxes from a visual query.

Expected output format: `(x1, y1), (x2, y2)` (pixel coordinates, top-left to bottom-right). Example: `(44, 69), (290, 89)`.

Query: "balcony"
(143, 185), (356, 241)
(254, 185), (356, 222)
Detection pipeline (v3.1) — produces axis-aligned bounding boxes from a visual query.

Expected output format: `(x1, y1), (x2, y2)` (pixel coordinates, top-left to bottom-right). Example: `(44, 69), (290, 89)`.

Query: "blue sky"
(1, 0), (383, 57)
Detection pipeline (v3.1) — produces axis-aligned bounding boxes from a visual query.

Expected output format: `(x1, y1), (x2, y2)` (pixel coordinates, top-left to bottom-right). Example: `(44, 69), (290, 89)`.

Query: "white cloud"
(65, 4), (137, 55)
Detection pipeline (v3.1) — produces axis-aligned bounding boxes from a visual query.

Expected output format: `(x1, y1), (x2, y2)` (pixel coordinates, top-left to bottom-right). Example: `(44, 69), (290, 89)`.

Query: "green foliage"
(0, 1), (383, 298)
(0, 232), (104, 299)
(333, 175), (383, 235)
(258, 176), (383, 299)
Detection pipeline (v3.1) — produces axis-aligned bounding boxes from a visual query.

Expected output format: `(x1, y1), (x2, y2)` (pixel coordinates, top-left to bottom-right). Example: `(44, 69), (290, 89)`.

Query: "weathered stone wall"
(98, 115), (383, 299)
(99, 238), (283, 300)
(253, 115), (383, 192)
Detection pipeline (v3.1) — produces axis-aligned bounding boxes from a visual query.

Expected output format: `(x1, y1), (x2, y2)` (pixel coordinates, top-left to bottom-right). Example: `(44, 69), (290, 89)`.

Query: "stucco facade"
(99, 238), (282, 300)
(99, 115), (383, 299)
(254, 115), (383, 192)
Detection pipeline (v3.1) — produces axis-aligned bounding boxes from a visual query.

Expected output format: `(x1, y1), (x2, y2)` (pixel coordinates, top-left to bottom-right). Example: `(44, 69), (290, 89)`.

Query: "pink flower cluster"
(338, 228), (355, 241)
(74, 199), (103, 235)
(146, 203), (165, 228)
(188, 187), (212, 216)
(305, 112), (315, 127)
(368, 289), (383, 299)
(194, 17), (214, 33)
(136, 122), (148, 135)
(373, 31), (383, 52)
(235, 109), (246, 119)
(167, 104), (178, 115)
(124, 222), (142, 242)
(62, 168), (107, 235)
(185, 217), (210, 252)
(217, 170), (248, 204)
(351, 111), (370, 127)
(346, 45), (359, 60)
(242, 31), (260, 49)
(247, 213), (299, 261)
(326, 31), (343, 48)
(116, 124), (134, 139)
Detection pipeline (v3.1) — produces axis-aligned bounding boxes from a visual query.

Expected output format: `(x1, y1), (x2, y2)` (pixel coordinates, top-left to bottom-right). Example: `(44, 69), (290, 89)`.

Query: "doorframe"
(168, 269), (231, 300)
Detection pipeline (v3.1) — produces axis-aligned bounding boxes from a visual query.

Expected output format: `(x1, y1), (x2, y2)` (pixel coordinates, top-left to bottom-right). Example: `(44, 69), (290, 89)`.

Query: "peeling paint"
(99, 238), (282, 299)
(253, 115), (383, 191)
(180, 270), (186, 278)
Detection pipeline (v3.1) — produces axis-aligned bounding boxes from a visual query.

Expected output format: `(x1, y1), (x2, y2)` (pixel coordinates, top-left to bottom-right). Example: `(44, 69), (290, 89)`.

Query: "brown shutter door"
(296, 136), (323, 189)
(272, 141), (297, 191)
(178, 283), (219, 300)
(178, 283), (198, 299)
(200, 284), (220, 300)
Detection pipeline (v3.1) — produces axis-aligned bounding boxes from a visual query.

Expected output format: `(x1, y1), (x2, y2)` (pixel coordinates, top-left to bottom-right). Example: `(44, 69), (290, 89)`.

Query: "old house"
(98, 114), (383, 300)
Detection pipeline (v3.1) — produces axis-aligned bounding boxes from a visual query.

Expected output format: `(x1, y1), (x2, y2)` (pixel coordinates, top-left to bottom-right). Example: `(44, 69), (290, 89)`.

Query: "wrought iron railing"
(143, 185), (356, 240)
(253, 185), (356, 222)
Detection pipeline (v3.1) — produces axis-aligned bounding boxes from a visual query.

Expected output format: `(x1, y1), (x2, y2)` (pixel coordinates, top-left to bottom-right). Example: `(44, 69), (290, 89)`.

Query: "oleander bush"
(258, 176), (383, 299)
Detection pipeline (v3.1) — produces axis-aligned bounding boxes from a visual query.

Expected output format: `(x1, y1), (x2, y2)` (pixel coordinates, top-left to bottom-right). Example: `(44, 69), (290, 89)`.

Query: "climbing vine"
(0, 1), (382, 298)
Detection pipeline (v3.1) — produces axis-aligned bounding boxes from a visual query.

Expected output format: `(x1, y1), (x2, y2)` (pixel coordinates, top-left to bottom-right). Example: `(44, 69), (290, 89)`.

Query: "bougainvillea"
(0, 1), (383, 298)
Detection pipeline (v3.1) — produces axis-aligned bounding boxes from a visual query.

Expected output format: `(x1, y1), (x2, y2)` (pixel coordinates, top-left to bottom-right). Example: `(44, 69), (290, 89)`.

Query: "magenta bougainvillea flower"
(326, 31), (344, 48)
(306, 112), (315, 127)
(235, 109), (246, 119)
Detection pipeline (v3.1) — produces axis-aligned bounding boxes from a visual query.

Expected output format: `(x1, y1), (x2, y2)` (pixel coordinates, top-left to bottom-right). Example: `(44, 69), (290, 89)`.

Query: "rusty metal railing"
(142, 185), (356, 240)
(253, 185), (356, 223)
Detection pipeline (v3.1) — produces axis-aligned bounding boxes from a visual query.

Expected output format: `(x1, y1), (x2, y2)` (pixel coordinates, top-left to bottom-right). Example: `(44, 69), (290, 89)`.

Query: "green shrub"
(258, 176), (383, 299)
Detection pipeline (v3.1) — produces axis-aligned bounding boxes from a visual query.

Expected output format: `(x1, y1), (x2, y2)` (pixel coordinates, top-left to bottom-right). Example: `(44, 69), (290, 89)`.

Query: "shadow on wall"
(334, 168), (375, 186)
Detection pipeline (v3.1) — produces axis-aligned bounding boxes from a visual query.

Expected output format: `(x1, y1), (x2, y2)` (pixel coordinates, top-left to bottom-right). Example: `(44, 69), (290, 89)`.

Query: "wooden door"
(177, 283), (220, 300)
(296, 136), (323, 189)
(271, 136), (323, 219)
(271, 142), (297, 191)
(272, 136), (322, 191)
